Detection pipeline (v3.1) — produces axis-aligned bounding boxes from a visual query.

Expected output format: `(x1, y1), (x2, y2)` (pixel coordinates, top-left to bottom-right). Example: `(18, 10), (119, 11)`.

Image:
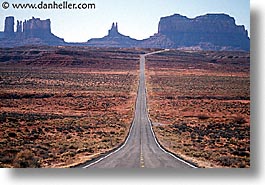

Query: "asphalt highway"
(80, 50), (196, 168)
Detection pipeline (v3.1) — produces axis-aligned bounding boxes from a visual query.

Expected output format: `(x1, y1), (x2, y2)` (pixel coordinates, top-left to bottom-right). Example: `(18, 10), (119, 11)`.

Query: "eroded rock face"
(23, 17), (51, 38)
(4, 16), (15, 38)
(0, 16), (64, 47)
(108, 22), (120, 37)
(16, 21), (22, 33)
(141, 14), (250, 51)
(0, 14), (250, 51)
(87, 22), (139, 48)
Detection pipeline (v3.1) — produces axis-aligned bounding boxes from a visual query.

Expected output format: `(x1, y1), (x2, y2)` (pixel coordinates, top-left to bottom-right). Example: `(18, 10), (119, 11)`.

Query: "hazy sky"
(0, 0), (250, 42)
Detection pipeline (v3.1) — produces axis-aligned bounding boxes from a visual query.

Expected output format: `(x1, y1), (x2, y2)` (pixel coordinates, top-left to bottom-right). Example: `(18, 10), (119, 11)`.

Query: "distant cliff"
(0, 16), (65, 47)
(140, 14), (250, 51)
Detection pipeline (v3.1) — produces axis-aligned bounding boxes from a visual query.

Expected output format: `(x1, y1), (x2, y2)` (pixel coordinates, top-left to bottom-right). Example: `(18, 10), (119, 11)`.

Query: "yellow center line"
(140, 153), (145, 168)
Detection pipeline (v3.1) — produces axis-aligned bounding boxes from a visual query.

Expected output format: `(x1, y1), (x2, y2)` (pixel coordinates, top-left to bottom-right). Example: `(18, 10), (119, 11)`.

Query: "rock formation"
(4, 16), (15, 38)
(0, 16), (64, 47)
(140, 14), (250, 51)
(16, 21), (22, 33)
(87, 22), (139, 48)
(23, 17), (51, 38)
(108, 22), (119, 36)
(0, 14), (250, 51)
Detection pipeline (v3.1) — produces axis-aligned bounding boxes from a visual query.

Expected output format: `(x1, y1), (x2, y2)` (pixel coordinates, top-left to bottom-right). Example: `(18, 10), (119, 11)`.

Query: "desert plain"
(0, 46), (250, 168)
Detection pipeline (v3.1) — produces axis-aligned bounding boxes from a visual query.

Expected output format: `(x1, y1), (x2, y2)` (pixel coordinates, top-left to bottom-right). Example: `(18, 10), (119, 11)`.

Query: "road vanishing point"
(79, 50), (197, 168)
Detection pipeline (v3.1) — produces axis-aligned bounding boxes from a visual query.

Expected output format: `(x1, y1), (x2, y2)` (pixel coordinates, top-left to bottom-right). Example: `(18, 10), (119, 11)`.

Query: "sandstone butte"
(0, 14), (250, 51)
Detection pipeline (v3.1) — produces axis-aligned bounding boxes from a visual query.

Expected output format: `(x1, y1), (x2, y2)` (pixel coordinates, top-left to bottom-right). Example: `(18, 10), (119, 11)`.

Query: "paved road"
(80, 50), (196, 168)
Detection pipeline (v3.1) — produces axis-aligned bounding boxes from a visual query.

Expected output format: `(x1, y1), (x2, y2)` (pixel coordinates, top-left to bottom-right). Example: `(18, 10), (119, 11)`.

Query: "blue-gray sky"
(0, 0), (250, 42)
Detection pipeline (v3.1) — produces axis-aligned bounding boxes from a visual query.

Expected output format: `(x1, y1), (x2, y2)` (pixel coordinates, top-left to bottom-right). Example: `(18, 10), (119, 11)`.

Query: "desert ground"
(0, 46), (153, 168)
(0, 46), (250, 168)
(146, 50), (250, 168)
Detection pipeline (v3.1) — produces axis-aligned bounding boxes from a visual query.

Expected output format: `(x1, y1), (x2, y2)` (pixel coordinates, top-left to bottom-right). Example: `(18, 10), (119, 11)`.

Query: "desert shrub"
(0, 155), (13, 164)
(0, 113), (7, 122)
(66, 135), (72, 139)
(102, 138), (111, 143)
(13, 149), (40, 168)
(8, 132), (17, 138)
(66, 93), (74, 97)
(232, 150), (250, 157)
(198, 114), (210, 120)
(69, 144), (78, 150)
(217, 156), (238, 167)
(166, 96), (174, 100)
(234, 116), (246, 125)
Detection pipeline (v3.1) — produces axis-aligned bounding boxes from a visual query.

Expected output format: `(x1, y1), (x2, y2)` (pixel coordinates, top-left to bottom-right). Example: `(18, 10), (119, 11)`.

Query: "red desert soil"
(0, 46), (155, 168)
(0, 47), (250, 168)
(146, 50), (250, 168)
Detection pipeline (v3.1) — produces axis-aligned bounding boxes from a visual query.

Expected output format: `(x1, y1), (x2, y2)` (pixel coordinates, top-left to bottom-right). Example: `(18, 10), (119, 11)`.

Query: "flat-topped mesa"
(23, 17), (52, 38)
(1, 16), (64, 47)
(159, 13), (246, 35)
(4, 16), (52, 38)
(155, 13), (250, 50)
(1, 14), (250, 51)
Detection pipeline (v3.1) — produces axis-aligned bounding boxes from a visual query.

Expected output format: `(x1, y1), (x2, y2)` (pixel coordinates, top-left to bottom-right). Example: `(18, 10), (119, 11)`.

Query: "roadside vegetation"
(146, 50), (250, 168)
(0, 46), (147, 168)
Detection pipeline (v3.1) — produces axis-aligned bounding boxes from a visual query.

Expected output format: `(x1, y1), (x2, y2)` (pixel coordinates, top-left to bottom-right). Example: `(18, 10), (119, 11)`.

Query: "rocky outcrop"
(108, 22), (119, 37)
(140, 14), (250, 51)
(87, 14), (250, 51)
(4, 16), (15, 38)
(139, 33), (175, 49)
(16, 21), (22, 33)
(22, 17), (51, 38)
(87, 22), (139, 48)
(0, 14), (250, 51)
(0, 16), (64, 47)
